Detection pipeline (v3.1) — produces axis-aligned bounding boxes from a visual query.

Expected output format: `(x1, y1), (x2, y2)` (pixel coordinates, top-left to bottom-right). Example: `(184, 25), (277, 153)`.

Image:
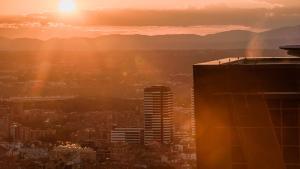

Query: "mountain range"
(0, 25), (299, 51)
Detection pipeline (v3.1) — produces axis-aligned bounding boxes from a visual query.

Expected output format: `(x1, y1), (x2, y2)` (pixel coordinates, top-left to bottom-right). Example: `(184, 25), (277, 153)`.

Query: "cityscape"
(0, 86), (196, 169)
(0, 0), (299, 169)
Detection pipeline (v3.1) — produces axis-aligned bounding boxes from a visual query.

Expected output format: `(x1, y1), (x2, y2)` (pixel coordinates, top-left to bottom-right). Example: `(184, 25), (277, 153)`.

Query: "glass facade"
(193, 57), (300, 169)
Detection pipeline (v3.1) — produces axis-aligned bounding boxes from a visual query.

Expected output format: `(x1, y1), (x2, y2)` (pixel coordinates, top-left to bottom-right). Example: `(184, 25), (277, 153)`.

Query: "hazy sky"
(0, 0), (300, 39)
(1, 0), (300, 14)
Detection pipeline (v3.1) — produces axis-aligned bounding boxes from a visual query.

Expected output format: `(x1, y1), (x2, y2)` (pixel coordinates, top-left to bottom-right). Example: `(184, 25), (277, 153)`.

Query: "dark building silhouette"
(193, 57), (300, 169)
(281, 45), (300, 57)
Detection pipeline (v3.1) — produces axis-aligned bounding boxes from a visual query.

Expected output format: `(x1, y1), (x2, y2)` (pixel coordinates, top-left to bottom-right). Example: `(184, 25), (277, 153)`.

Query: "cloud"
(0, 7), (299, 39)
(48, 8), (300, 28)
(79, 0), (295, 9)
(262, 0), (300, 7)
(1, 0), (300, 15)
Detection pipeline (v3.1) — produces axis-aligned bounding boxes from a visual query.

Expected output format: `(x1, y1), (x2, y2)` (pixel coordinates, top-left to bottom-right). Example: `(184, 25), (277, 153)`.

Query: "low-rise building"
(48, 144), (96, 169)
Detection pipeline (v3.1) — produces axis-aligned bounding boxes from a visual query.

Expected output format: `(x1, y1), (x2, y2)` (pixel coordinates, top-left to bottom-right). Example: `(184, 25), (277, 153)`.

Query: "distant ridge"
(0, 25), (299, 51)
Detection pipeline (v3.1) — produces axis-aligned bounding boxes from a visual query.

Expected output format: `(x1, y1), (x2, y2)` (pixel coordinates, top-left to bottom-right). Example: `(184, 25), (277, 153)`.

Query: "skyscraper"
(0, 106), (10, 140)
(191, 88), (196, 137)
(111, 128), (144, 144)
(144, 86), (173, 145)
(193, 57), (300, 169)
(280, 45), (300, 57)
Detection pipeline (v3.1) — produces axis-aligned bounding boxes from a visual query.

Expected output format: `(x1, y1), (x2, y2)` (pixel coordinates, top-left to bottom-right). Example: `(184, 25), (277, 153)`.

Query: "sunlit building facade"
(111, 128), (144, 144)
(144, 86), (174, 144)
(193, 57), (300, 169)
(191, 88), (196, 137)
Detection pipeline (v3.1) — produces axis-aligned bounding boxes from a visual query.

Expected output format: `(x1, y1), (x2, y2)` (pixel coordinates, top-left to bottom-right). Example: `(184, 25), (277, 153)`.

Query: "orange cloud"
(0, 8), (300, 27)
(0, 7), (299, 39)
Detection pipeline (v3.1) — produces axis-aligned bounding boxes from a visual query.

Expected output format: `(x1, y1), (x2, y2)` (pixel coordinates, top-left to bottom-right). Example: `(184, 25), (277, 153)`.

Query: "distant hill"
(0, 25), (299, 50)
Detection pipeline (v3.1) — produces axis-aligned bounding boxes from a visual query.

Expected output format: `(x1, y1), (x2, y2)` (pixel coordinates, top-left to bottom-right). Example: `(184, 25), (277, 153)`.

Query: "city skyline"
(0, 0), (299, 169)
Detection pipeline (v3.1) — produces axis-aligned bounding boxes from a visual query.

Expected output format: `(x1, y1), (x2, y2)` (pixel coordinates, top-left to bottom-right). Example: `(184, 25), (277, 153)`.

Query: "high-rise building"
(0, 106), (10, 140)
(144, 86), (174, 145)
(191, 88), (196, 137)
(111, 128), (144, 144)
(193, 57), (300, 169)
(281, 45), (300, 57)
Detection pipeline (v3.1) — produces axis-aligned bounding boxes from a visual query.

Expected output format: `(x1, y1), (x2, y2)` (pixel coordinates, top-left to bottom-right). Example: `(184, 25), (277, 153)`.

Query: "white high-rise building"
(144, 86), (173, 144)
(111, 128), (144, 144)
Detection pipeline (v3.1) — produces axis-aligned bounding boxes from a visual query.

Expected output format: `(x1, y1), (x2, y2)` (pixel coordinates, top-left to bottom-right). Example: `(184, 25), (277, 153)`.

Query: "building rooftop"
(280, 45), (300, 50)
(195, 57), (300, 66)
(144, 86), (171, 92)
(280, 45), (300, 57)
(8, 96), (76, 102)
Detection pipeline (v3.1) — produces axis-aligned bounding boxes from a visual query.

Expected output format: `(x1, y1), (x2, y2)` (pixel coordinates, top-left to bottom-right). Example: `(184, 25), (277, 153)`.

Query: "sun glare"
(59, 0), (76, 13)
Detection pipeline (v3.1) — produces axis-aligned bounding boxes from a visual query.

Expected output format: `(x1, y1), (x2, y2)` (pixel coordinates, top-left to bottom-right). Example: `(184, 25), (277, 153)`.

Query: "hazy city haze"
(0, 0), (300, 39)
(0, 1), (299, 169)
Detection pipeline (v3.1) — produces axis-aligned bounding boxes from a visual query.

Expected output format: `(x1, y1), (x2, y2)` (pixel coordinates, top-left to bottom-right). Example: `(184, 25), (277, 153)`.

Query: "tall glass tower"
(193, 57), (300, 169)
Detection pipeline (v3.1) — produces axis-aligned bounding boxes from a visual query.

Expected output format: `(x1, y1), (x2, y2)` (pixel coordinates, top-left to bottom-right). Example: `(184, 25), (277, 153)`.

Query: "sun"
(59, 0), (76, 13)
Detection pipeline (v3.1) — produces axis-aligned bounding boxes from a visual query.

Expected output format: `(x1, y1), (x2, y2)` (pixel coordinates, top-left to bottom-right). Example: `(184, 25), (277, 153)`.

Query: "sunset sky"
(0, 0), (300, 39)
